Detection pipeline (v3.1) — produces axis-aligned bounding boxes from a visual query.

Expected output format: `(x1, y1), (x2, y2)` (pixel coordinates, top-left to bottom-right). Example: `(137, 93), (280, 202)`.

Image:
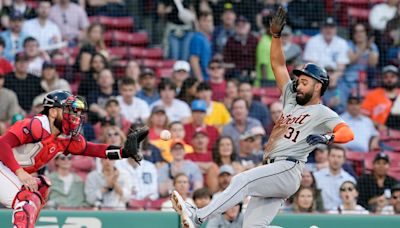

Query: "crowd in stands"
(1, 0), (400, 226)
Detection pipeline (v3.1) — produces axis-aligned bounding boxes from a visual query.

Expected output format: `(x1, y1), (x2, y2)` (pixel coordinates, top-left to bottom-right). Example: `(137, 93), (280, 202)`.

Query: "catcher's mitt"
(122, 126), (149, 164)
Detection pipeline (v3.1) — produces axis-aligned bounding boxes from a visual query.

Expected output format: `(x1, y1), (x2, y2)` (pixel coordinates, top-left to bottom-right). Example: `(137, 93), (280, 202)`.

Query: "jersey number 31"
(284, 127), (300, 142)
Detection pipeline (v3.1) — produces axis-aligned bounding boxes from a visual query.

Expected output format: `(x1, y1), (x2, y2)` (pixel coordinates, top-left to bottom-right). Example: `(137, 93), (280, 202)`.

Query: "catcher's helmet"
(293, 63), (329, 96)
(43, 90), (73, 108)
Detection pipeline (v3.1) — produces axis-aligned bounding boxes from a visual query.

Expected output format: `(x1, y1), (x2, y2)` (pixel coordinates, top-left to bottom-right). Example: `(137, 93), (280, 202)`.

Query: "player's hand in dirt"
(16, 168), (38, 192)
(270, 6), (287, 38)
(306, 134), (334, 145)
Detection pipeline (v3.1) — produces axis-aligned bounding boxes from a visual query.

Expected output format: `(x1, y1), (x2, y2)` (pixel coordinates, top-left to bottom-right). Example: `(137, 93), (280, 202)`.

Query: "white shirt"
(27, 56), (45, 77)
(328, 205), (369, 214)
(314, 168), (356, 210)
(115, 159), (159, 200)
(150, 99), (191, 122)
(116, 96), (150, 123)
(369, 3), (398, 31)
(303, 34), (349, 68)
(22, 18), (62, 49)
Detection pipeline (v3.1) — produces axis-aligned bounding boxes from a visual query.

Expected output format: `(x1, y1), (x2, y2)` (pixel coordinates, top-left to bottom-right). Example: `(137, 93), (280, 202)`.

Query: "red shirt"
(210, 81), (227, 102)
(184, 150), (213, 162)
(0, 58), (13, 75)
(184, 123), (219, 151)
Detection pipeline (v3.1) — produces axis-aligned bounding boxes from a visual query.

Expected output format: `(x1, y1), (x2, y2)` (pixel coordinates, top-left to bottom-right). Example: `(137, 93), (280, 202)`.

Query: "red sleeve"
(80, 142), (109, 158)
(0, 132), (23, 173)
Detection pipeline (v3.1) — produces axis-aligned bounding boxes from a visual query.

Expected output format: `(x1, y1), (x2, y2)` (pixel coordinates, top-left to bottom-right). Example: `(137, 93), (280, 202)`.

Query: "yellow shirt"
(151, 139), (193, 163)
(204, 101), (231, 130)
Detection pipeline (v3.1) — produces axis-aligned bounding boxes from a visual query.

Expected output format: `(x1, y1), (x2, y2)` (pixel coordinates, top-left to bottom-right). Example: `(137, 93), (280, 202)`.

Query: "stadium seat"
(108, 31), (149, 47)
(89, 16), (134, 31)
(346, 151), (365, 176)
(129, 47), (163, 59)
(108, 47), (129, 59)
(156, 68), (174, 78)
(111, 60), (128, 78)
(141, 59), (175, 68)
(348, 7), (370, 21)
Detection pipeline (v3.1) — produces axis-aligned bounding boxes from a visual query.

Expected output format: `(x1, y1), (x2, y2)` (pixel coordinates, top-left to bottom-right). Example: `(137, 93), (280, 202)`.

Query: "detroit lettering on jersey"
(264, 81), (343, 162)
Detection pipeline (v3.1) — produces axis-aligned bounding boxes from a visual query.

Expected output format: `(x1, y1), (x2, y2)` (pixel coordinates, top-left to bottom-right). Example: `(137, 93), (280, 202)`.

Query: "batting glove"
(306, 134), (334, 145)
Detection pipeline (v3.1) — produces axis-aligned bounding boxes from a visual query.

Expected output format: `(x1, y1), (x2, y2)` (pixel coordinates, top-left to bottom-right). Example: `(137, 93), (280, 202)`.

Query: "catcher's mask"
(61, 95), (87, 136)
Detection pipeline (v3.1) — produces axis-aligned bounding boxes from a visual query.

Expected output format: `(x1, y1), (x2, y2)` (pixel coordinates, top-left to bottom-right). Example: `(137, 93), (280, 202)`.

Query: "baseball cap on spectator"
(139, 68), (155, 79)
(322, 17), (337, 27)
(236, 15), (249, 24)
(374, 152), (390, 164)
(10, 11), (24, 20)
(42, 61), (56, 70)
(240, 131), (256, 141)
(193, 127), (208, 138)
(15, 52), (29, 62)
(170, 139), (185, 149)
(151, 105), (166, 114)
(391, 183), (400, 194)
(219, 165), (235, 176)
(347, 96), (362, 104)
(382, 65), (399, 75)
(173, 61), (191, 72)
(191, 100), (207, 112)
(251, 126), (266, 136)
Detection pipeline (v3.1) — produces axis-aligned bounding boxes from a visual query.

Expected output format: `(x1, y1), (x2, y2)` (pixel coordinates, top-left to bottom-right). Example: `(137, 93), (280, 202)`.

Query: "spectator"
(78, 52), (108, 98)
(85, 159), (132, 209)
(298, 169), (324, 212)
(158, 140), (203, 197)
(322, 66), (351, 114)
(212, 3), (236, 56)
(116, 77), (150, 123)
(0, 72), (23, 122)
(357, 152), (398, 212)
(151, 79), (191, 123)
(124, 60), (141, 91)
(223, 15), (258, 80)
(284, 187), (316, 213)
(0, 37), (13, 74)
(4, 53), (44, 112)
(93, 0), (128, 17)
(147, 105), (169, 141)
(208, 58), (227, 102)
(189, 12), (213, 81)
(87, 69), (118, 119)
(197, 82), (231, 130)
(341, 96), (380, 152)
(255, 13), (274, 87)
(287, 0), (325, 30)
(172, 60), (191, 94)
(29, 93), (46, 118)
(222, 98), (262, 151)
(1, 0), (36, 21)
(23, 36), (50, 77)
(329, 181), (368, 214)
(215, 165), (235, 196)
(49, 0), (89, 46)
(369, 0), (399, 31)
(344, 23), (379, 89)
(251, 126), (267, 156)
(238, 81), (270, 130)
(362, 65), (400, 130)
(22, 0), (62, 50)
(161, 173), (195, 211)
(136, 68), (160, 105)
(75, 23), (107, 73)
(192, 187), (212, 209)
(47, 154), (86, 208)
(212, 136), (244, 174)
(381, 183), (400, 214)
(158, 0), (195, 61)
(281, 26), (302, 65)
(0, 11), (27, 62)
(314, 144), (356, 211)
(115, 157), (159, 201)
(303, 17), (349, 85)
(184, 100), (220, 151)
(223, 79), (239, 110)
(177, 77), (199, 105)
(40, 61), (71, 92)
(237, 132), (263, 170)
(151, 121), (194, 163)
(385, 12), (400, 66)
(206, 203), (244, 228)
(306, 146), (329, 173)
(265, 101), (283, 138)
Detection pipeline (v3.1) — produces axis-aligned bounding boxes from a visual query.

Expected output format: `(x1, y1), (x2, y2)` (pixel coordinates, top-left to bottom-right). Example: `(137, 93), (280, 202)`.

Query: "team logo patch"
(23, 127), (30, 135)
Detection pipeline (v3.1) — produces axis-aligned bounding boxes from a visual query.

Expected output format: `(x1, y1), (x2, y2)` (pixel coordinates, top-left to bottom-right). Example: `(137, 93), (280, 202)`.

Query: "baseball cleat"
(171, 190), (201, 228)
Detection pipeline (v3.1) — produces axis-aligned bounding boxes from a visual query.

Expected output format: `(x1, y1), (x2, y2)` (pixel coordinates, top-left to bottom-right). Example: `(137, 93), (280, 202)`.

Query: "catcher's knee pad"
(12, 189), (43, 228)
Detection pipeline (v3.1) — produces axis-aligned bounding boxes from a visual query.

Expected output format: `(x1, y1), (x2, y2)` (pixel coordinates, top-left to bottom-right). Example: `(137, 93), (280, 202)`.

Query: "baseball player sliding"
(0, 90), (148, 228)
(171, 7), (355, 228)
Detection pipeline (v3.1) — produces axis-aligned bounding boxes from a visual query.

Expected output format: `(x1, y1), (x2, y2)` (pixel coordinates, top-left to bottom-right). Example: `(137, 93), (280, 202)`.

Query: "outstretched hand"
(270, 6), (287, 38)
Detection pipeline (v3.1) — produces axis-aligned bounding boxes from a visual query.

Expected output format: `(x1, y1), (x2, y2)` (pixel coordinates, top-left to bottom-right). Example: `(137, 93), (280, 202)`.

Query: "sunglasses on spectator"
(57, 155), (72, 160)
(209, 65), (222, 70)
(107, 132), (119, 137)
(340, 187), (354, 192)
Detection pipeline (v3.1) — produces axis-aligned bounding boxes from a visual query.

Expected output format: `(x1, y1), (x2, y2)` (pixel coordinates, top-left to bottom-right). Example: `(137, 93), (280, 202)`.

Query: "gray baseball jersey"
(265, 81), (343, 162)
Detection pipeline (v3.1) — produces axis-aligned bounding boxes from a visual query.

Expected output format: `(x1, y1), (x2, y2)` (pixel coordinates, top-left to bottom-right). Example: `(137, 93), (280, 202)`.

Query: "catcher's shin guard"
(12, 175), (51, 228)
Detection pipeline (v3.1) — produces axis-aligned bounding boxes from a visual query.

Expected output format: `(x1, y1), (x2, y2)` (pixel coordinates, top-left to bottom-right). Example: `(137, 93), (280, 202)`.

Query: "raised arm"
(270, 7), (291, 92)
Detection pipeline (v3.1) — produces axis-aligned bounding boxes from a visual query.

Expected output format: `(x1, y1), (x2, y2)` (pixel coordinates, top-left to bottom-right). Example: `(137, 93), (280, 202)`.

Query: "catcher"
(0, 90), (148, 228)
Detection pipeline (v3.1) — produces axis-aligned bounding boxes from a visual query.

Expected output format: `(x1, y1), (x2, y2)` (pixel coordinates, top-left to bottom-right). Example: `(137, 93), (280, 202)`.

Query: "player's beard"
(296, 91), (313, 105)
(383, 83), (398, 91)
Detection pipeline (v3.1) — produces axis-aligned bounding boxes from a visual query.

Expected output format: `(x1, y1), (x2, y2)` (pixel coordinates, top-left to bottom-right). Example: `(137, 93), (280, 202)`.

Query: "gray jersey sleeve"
(282, 81), (297, 109)
(317, 106), (344, 132)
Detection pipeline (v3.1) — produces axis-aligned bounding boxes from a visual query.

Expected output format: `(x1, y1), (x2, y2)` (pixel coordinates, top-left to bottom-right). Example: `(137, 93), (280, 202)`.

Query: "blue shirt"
(249, 101), (270, 129)
(136, 90), (160, 105)
(189, 32), (211, 81)
(343, 41), (378, 83)
(0, 30), (27, 62)
(340, 112), (378, 152)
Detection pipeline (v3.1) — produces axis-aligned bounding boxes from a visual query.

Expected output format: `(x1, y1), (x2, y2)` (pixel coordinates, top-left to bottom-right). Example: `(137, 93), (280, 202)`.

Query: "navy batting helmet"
(293, 63), (329, 95)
